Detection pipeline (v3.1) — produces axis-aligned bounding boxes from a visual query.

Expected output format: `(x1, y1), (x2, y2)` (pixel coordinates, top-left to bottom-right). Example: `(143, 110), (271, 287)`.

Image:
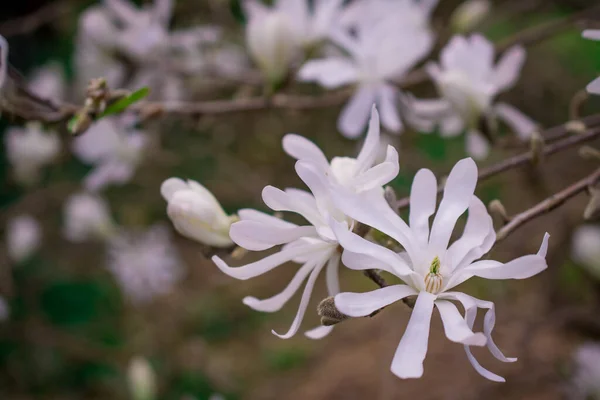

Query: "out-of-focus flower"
(450, 0), (491, 33)
(212, 107), (398, 340)
(7, 215), (41, 264)
(28, 62), (67, 101)
(72, 116), (147, 192)
(107, 225), (184, 305)
(408, 34), (535, 159)
(584, 30), (600, 95)
(338, 0), (438, 33)
(0, 34), (8, 93)
(161, 178), (236, 248)
(127, 357), (157, 400)
(571, 225), (600, 280)
(298, 2), (435, 138)
(63, 192), (116, 242)
(5, 123), (61, 186)
(329, 157), (549, 381)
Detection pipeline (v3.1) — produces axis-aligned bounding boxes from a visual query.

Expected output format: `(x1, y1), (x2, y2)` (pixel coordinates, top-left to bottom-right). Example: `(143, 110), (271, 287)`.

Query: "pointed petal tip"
(271, 329), (294, 340)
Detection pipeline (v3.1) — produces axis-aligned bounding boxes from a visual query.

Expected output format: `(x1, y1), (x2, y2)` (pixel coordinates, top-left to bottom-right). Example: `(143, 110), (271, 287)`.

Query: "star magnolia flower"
(63, 192), (116, 242)
(212, 107), (398, 339)
(7, 215), (41, 264)
(160, 178), (236, 248)
(409, 34), (536, 159)
(107, 225), (184, 305)
(571, 225), (600, 280)
(583, 30), (600, 95)
(5, 123), (61, 186)
(298, 11), (434, 138)
(570, 342), (600, 399)
(328, 157), (549, 381)
(72, 117), (147, 192)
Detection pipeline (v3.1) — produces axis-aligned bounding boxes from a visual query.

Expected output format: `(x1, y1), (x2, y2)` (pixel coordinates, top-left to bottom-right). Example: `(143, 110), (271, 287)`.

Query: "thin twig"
(496, 167), (600, 242)
(0, 1), (71, 37)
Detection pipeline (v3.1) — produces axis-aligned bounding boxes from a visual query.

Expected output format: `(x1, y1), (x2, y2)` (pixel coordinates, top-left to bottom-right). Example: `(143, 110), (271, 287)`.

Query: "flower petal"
(587, 77), (600, 95)
(334, 285), (417, 317)
(282, 134), (329, 170)
(351, 146), (399, 191)
(409, 168), (437, 247)
(494, 102), (537, 140)
(160, 178), (187, 201)
(466, 130), (490, 160)
(262, 186), (323, 228)
(238, 208), (296, 229)
(376, 84), (403, 133)
(355, 105), (380, 173)
(435, 300), (486, 346)
(338, 86), (377, 139)
(583, 30), (600, 41)
(297, 58), (359, 89)
(230, 220), (317, 251)
(391, 291), (436, 379)
(492, 45), (526, 91)
(325, 251), (341, 295)
(304, 325), (334, 339)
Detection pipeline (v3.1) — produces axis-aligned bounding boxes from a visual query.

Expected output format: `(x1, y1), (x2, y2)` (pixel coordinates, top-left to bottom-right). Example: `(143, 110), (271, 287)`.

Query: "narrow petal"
(297, 58), (359, 89)
(376, 84), (403, 133)
(338, 86), (377, 139)
(494, 102), (537, 140)
(492, 45), (526, 91)
(391, 291), (436, 379)
(351, 146), (399, 191)
(355, 105), (380, 173)
(583, 30), (600, 41)
(238, 208), (296, 229)
(334, 285), (417, 317)
(409, 169), (437, 247)
(262, 186), (323, 228)
(428, 158), (478, 255)
(440, 114), (465, 137)
(587, 77), (600, 95)
(160, 178), (187, 201)
(304, 325), (334, 339)
(466, 130), (490, 160)
(435, 300), (486, 346)
(230, 220), (317, 251)
(282, 134), (329, 170)
(325, 251), (341, 295)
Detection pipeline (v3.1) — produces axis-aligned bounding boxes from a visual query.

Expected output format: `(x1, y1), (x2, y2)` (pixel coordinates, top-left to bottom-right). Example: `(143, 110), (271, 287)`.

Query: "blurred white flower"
(570, 342), (600, 400)
(298, 3), (434, 138)
(161, 178), (236, 248)
(571, 225), (600, 280)
(28, 62), (67, 101)
(63, 192), (116, 242)
(128, 357), (156, 400)
(0, 34), (8, 92)
(583, 30), (600, 95)
(408, 34), (535, 159)
(5, 122), (61, 186)
(338, 0), (438, 33)
(450, 0), (491, 33)
(329, 157), (549, 381)
(107, 225), (184, 305)
(72, 116), (147, 192)
(212, 107), (398, 340)
(7, 215), (41, 264)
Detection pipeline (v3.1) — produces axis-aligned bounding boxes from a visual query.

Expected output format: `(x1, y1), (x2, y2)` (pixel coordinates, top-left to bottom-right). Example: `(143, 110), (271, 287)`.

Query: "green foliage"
(264, 347), (308, 371)
(99, 87), (151, 118)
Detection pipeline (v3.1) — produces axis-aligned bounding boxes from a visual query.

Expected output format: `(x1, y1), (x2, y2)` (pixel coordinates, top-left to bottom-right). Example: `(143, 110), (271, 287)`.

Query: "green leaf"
(99, 87), (150, 118)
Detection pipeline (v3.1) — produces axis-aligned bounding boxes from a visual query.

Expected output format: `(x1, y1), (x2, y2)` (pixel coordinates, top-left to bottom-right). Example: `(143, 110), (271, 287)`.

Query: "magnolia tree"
(2, 0), (600, 398)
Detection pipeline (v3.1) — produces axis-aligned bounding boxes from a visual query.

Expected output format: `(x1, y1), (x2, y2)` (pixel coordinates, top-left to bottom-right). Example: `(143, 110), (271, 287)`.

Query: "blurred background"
(2, 0), (600, 399)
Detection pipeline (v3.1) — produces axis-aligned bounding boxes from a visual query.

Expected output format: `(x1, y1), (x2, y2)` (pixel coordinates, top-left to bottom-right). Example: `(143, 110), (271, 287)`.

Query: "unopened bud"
(317, 296), (349, 326)
(530, 131), (544, 166)
(450, 0), (491, 33)
(488, 199), (510, 224)
(127, 357), (156, 400)
(565, 120), (587, 135)
(579, 146), (600, 161)
(584, 187), (600, 220)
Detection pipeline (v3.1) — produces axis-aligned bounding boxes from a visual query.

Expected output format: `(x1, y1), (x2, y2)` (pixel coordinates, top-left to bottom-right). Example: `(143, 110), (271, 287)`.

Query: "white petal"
(153, 0), (174, 26)
(297, 58), (358, 89)
(304, 325), (334, 339)
(262, 186), (322, 228)
(466, 130), (490, 160)
(355, 105), (381, 172)
(409, 169), (437, 247)
(583, 30), (600, 41)
(243, 259), (316, 312)
(351, 146), (399, 191)
(492, 45), (526, 91)
(160, 178), (187, 201)
(440, 114), (465, 137)
(282, 134), (329, 170)
(494, 102), (537, 140)
(334, 285), (417, 317)
(230, 220), (317, 251)
(238, 208), (296, 229)
(390, 291), (436, 379)
(587, 77), (600, 95)
(325, 251), (341, 295)
(105, 0), (139, 22)
(428, 158), (478, 255)
(435, 300), (486, 346)
(338, 86), (377, 139)
(376, 85), (403, 133)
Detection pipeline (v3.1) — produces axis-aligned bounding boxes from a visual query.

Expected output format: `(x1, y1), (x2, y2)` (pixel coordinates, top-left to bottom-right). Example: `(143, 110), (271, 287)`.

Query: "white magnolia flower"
(128, 357), (157, 400)
(570, 342), (600, 400)
(298, 8), (434, 138)
(28, 62), (66, 101)
(212, 107), (398, 339)
(161, 178), (236, 248)
(63, 192), (116, 242)
(7, 215), (41, 264)
(584, 30), (600, 95)
(409, 34), (536, 159)
(72, 117), (147, 192)
(5, 123), (61, 186)
(450, 0), (491, 33)
(571, 225), (600, 280)
(107, 225), (184, 305)
(328, 157), (549, 381)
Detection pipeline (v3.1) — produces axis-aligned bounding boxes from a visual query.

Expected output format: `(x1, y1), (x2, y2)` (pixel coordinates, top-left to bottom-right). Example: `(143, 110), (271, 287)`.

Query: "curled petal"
(282, 134), (329, 170)
(334, 285), (417, 317)
(435, 300), (486, 346)
(304, 325), (334, 339)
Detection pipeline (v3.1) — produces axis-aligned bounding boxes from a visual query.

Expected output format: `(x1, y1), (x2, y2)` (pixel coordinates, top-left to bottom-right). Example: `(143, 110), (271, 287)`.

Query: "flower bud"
(63, 192), (116, 242)
(317, 296), (349, 326)
(7, 215), (41, 264)
(451, 0), (491, 33)
(161, 178), (236, 248)
(127, 357), (156, 400)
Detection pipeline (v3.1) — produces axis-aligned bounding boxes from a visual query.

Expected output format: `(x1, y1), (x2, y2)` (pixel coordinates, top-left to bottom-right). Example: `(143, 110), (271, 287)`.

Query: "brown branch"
(496, 167), (600, 242)
(0, 1), (71, 37)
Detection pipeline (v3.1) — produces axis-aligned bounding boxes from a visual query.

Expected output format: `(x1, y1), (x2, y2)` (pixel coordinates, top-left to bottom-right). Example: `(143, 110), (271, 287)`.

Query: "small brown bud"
(231, 246), (248, 260)
(317, 296), (349, 326)
(565, 120), (587, 135)
(488, 199), (510, 224)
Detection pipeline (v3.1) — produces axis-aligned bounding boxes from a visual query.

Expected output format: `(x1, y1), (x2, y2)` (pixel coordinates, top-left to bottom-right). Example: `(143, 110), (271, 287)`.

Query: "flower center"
(424, 256), (443, 294)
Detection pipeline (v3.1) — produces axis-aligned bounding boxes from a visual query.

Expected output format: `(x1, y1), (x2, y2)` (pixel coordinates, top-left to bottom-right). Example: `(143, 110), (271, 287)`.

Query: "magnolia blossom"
(28, 62), (66, 101)
(63, 192), (116, 242)
(212, 107), (397, 339)
(408, 34), (536, 159)
(298, 4), (434, 138)
(5, 123), (61, 186)
(571, 225), (600, 280)
(584, 30), (600, 95)
(161, 178), (236, 248)
(327, 157), (549, 381)
(570, 342), (600, 399)
(72, 117), (147, 192)
(7, 215), (41, 264)
(107, 225), (184, 305)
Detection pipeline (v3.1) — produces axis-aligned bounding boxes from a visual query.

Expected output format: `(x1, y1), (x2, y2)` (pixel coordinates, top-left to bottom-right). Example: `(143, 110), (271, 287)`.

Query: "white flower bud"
(63, 193), (116, 242)
(7, 215), (41, 264)
(160, 178), (235, 248)
(245, 9), (299, 86)
(127, 357), (156, 400)
(451, 0), (491, 33)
